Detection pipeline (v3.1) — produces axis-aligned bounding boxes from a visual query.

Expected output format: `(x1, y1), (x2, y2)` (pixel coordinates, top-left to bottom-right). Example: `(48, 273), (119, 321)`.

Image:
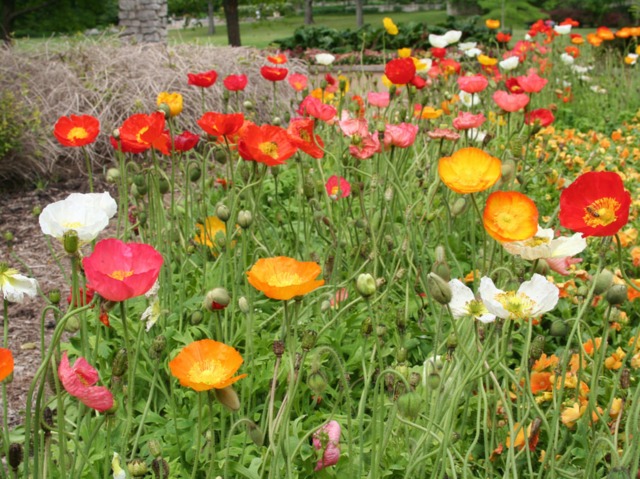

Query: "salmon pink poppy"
(384, 57), (416, 85)
(288, 73), (308, 91)
(367, 92), (390, 108)
(326, 175), (351, 199)
(516, 72), (548, 93)
(188, 69), (218, 88)
(483, 191), (539, 242)
(197, 112), (245, 138)
(559, 171), (631, 237)
(260, 66), (288, 82)
(349, 132), (381, 160)
(0, 347), (14, 382)
(339, 113), (368, 138)
(238, 124), (297, 166)
(525, 109), (554, 127)
(299, 96), (337, 123)
(312, 421), (341, 471)
(54, 114), (100, 147)
(493, 91), (530, 112)
(118, 112), (169, 155)
(82, 239), (163, 302)
(223, 74), (248, 91)
(173, 130), (200, 152)
(169, 339), (247, 391)
(457, 74), (489, 94)
(453, 112), (486, 130)
(247, 256), (324, 300)
(438, 147), (501, 194)
(383, 123), (419, 148)
(287, 118), (324, 159)
(58, 351), (113, 412)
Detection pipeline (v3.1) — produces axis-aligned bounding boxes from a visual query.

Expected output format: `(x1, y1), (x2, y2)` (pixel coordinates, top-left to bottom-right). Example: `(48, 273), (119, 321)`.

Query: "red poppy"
(58, 351), (113, 412)
(496, 32), (512, 43)
(559, 171), (631, 237)
(238, 124), (298, 166)
(287, 118), (324, 159)
(325, 175), (351, 199)
(223, 74), (248, 91)
(288, 73), (308, 92)
(505, 77), (523, 93)
(67, 286), (95, 307)
(515, 72), (548, 93)
(260, 66), (288, 82)
(299, 96), (337, 123)
(430, 47), (447, 59)
(197, 112), (245, 138)
(561, 17), (580, 27)
(525, 109), (554, 127)
(54, 114), (100, 147)
(267, 53), (287, 64)
(439, 59), (461, 76)
(173, 130), (200, 152)
(493, 91), (530, 112)
(457, 74), (489, 94)
(117, 112), (170, 155)
(565, 46), (580, 58)
(0, 347), (14, 382)
(82, 238), (163, 302)
(188, 70), (218, 88)
(384, 57), (416, 85)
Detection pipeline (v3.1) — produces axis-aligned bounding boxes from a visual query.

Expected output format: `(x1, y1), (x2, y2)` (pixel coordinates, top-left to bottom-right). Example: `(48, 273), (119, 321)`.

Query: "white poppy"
(428, 34), (448, 48)
(524, 34), (532, 41)
(443, 30), (462, 45)
(590, 85), (607, 94)
(315, 53), (336, 66)
(458, 41), (477, 51)
(571, 65), (592, 74)
(466, 128), (487, 143)
(448, 279), (496, 323)
(502, 226), (587, 261)
(459, 90), (481, 107)
(626, 53), (638, 65)
(554, 24), (572, 35)
(479, 274), (559, 321)
(499, 56), (520, 71)
(419, 58), (433, 71)
(0, 264), (38, 303)
(465, 48), (482, 58)
(560, 53), (575, 65)
(39, 192), (117, 242)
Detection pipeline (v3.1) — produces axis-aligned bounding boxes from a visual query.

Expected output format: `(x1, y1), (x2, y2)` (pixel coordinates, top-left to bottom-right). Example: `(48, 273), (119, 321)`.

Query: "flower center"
(259, 141), (279, 159)
(465, 299), (489, 318)
(495, 291), (534, 319)
(68, 127), (88, 141)
(108, 270), (134, 281)
(270, 271), (303, 287)
(188, 358), (225, 385)
(330, 186), (340, 197)
(582, 197), (619, 227)
(136, 126), (150, 144)
(63, 221), (84, 229)
(495, 211), (516, 231)
(523, 236), (550, 247)
(299, 130), (311, 142)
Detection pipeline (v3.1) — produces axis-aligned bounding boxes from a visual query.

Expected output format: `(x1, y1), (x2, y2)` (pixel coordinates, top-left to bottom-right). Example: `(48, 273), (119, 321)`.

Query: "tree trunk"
(207, 0), (215, 35)
(1, 0), (16, 45)
(304, 0), (313, 25)
(223, 0), (241, 46)
(355, 0), (363, 28)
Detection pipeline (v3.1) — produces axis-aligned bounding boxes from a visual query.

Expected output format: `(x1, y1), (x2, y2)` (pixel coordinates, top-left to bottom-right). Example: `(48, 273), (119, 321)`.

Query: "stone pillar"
(119, 0), (168, 43)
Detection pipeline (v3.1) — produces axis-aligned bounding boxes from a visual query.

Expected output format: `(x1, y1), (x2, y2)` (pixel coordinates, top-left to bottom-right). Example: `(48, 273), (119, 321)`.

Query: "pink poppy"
(453, 111), (486, 130)
(312, 420), (341, 471)
(329, 288), (348, 308)
(349, 132), (380, 160)
(457, 74), (489, 94)
(339, 112), (369, 138)
(384, 122), (419, 148)
(325, 175), (351, 199)
(492, 91), (530, 112)
(428, 128), (460, 141)
(58, 352), (113, 412)
(546, 257), (582, 276)
(516, 72), (548, 93)
(525, 109), (554, 127)
(83, 239), (164, 302)
(299, 96), (337, 123)
(288, 73), (308, 92)
(223, 74), (248, 91)
(367, 92), (390, 108)
(173, 130), (200, 152)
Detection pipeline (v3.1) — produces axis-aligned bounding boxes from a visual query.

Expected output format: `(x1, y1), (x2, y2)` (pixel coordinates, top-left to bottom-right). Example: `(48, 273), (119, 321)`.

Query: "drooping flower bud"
(128, 458), (149, 477)
(592, 269), (614, 295)
(214, 385), (240, 411)
(247, 421), (264, 447)
(605, 285), (627, 306)
(215, 204), (231, 222)
(273, 340), (285, 358)
(397, 391), (423, 420)
(203, 287), (231, 311)
(149, 335), (167, 360)
(151, 458), (170, 479)
(308, 371), (328, 395)
(238, 296), (250, 314)
(549, 319), (568, 337)
(238, 210), (253, 229)
(112, 348), (128, 378)
(148, 440), (162, 458)
(301, 329), (318, 351)
(8, 443), (23, 471)
(48, 289), (61, 305)
(356, 273), (376, 298)
(427, 272), (452, 305)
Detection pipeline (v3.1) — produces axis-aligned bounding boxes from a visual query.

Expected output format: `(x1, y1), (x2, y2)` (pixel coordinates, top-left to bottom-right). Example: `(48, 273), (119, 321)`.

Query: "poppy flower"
(288, 73), (308, 92)
(0, 263), (38, 304)
(493, 91), (529, 112)
(299, 96), (337, 123)
(325, 175), (351, 199)
(383, 122), (419, 148)
(187, 70), (218, 88)
(457, 74), (489, 94)
(223, 74), (248, 91)
(194, 216), (227, 252)
(368, 91), (390, 108)
(505, 77), (523, 93)
(118, 112), (170, 155)
(483, 191), (538, 242)
(383, 17), (398, 35)
(315, 53), (336, 65)
(384, 58), (416, 85)
(559, 171), (631, 237)
(502, 226), (586, 261)
(312, 421), (341, 471)
(499, 56), (520, 71)
(410, 75), (427, 89)
(58, 351), (114, 412)
(430, 47), (447, 59)
(247, 256), (324, 300)
(525, 109), (554, 127)
(479, 274), (559, 321)
(54, 114), (100, 148)
(438, 147), (501, 194)
(67, 286), (96, 307)
(197, 112), (245, 138)
(82, 238), (163, 302)
(428, 128), (460, 141)
(173, 130), (200, 152)
(267, 53), (287, 64)
(260, 66), (288, 82)
(415, 105), (444, 120)
(447, 279), (496, 323)
(496, 32), (512, 43)
(157, 92), (183, 117)
(596, 26), (615, 41)
(349, 132), (381, 160)
(486, 19), (500, 29)
(238, 124), (297, 166)
(168, 339), (247, 391)
(452, 112), (486, 130)
(287, 118), (324, 159)
(516, 72), (548, 93)
(478, 54), (498, 67)
(0, 347), (14, 382)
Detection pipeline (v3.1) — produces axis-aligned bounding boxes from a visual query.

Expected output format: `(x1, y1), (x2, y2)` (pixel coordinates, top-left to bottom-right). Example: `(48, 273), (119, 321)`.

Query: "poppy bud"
(450, 197), (468, 217)
(384, 187), (394, 202)
(605, 285), (627, 306)
(272, 117), (281, 126)
(243, 100), (254, 111)
(112, 348), (128, 378)
(112, 128), (120, 140)
(446, 332), (458, 351)
(620, 368), (630, 389)
(508, 134), (526, 158)
(397, 347), (408, 363)
(8, 443), (23, 471)
(301, 329), (318, 351)
(361, 317), (373, 336)
(158, 177), (170, 195)
(3, 231), (13, 244)
(427, 372), (441, 389)
(151, 458), (169, 479)
(308, 371), (327, 395)
(204, 287), (230, 311)
(215, 204), (231, 222)
(247, 421), (264, 447)
(397, 391), (423, 420)
(190, 310), (204, 325)
(356, 273), (376, 298)
(238, 210), (253, 229)
(150, 335), (166, 359)
(128, 458), (149, 477)
(189, 166), (202, 182)
(535, 259), (550, 275)
(48, 289), (61, 305)
(549, 319), (568, 337)
(427, 272), (452, 305)
(148, 440), (162, 458)
(529, 335), (545, 360)
(501, 159), (516, 182)
(214, 148), (228, 164)
(214, 385), (240, 411)
(592, 269), (614, 295)
(273, 340), (285, 358)
(376, 324), (387, 337)
(389, 85), (397, 97)
(63, 229), (79, 254)
(65, 315), (80, 333)
(409, 372), (421, 388)
(106, 167), (121, 183)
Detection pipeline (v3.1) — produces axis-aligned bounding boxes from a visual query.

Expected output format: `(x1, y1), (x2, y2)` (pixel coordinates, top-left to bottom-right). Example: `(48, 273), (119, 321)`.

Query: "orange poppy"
(438, 147), (501, 194)
(54, 114), (100, 147)
(197, 112), (245, 138)
(530, 372), (552, 394)
(483, 191), (539, 243)
(287, 118), (325, 159)
(169, 339), (247, 391)
(596, 26), (615, 40)
(238, 124), (297, 166)
(486, 19), (500, 29)
(118, 112), (170, 155)
(247, 256), (324, 300)
(586, 33), (603, 47)
(0, 347), (13, 382)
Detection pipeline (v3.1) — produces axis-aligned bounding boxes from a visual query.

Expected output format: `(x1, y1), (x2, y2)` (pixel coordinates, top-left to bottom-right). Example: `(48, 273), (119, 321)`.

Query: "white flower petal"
(518, 274), (559, 316)
(549, 233), (587, 258)
(479, 277), (509, 319)
(1, 272), (38, 303)
(554, 24), (572, 35)
(443, 30), (462, 45)
(459, 41), (477, 51)
(315, 53), (336, 66)
(448, 279), (475, 318)
(39, 193), (116, 241)
(499, 56), (519, 71)
(429, 34), (448, 48)
(465, 48), (482, 58)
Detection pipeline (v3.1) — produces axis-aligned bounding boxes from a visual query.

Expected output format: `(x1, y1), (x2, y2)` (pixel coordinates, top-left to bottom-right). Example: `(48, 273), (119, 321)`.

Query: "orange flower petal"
(483, 191), (538, 242)
(438, 147), (501, 194)
(247, 257), (324, 300)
